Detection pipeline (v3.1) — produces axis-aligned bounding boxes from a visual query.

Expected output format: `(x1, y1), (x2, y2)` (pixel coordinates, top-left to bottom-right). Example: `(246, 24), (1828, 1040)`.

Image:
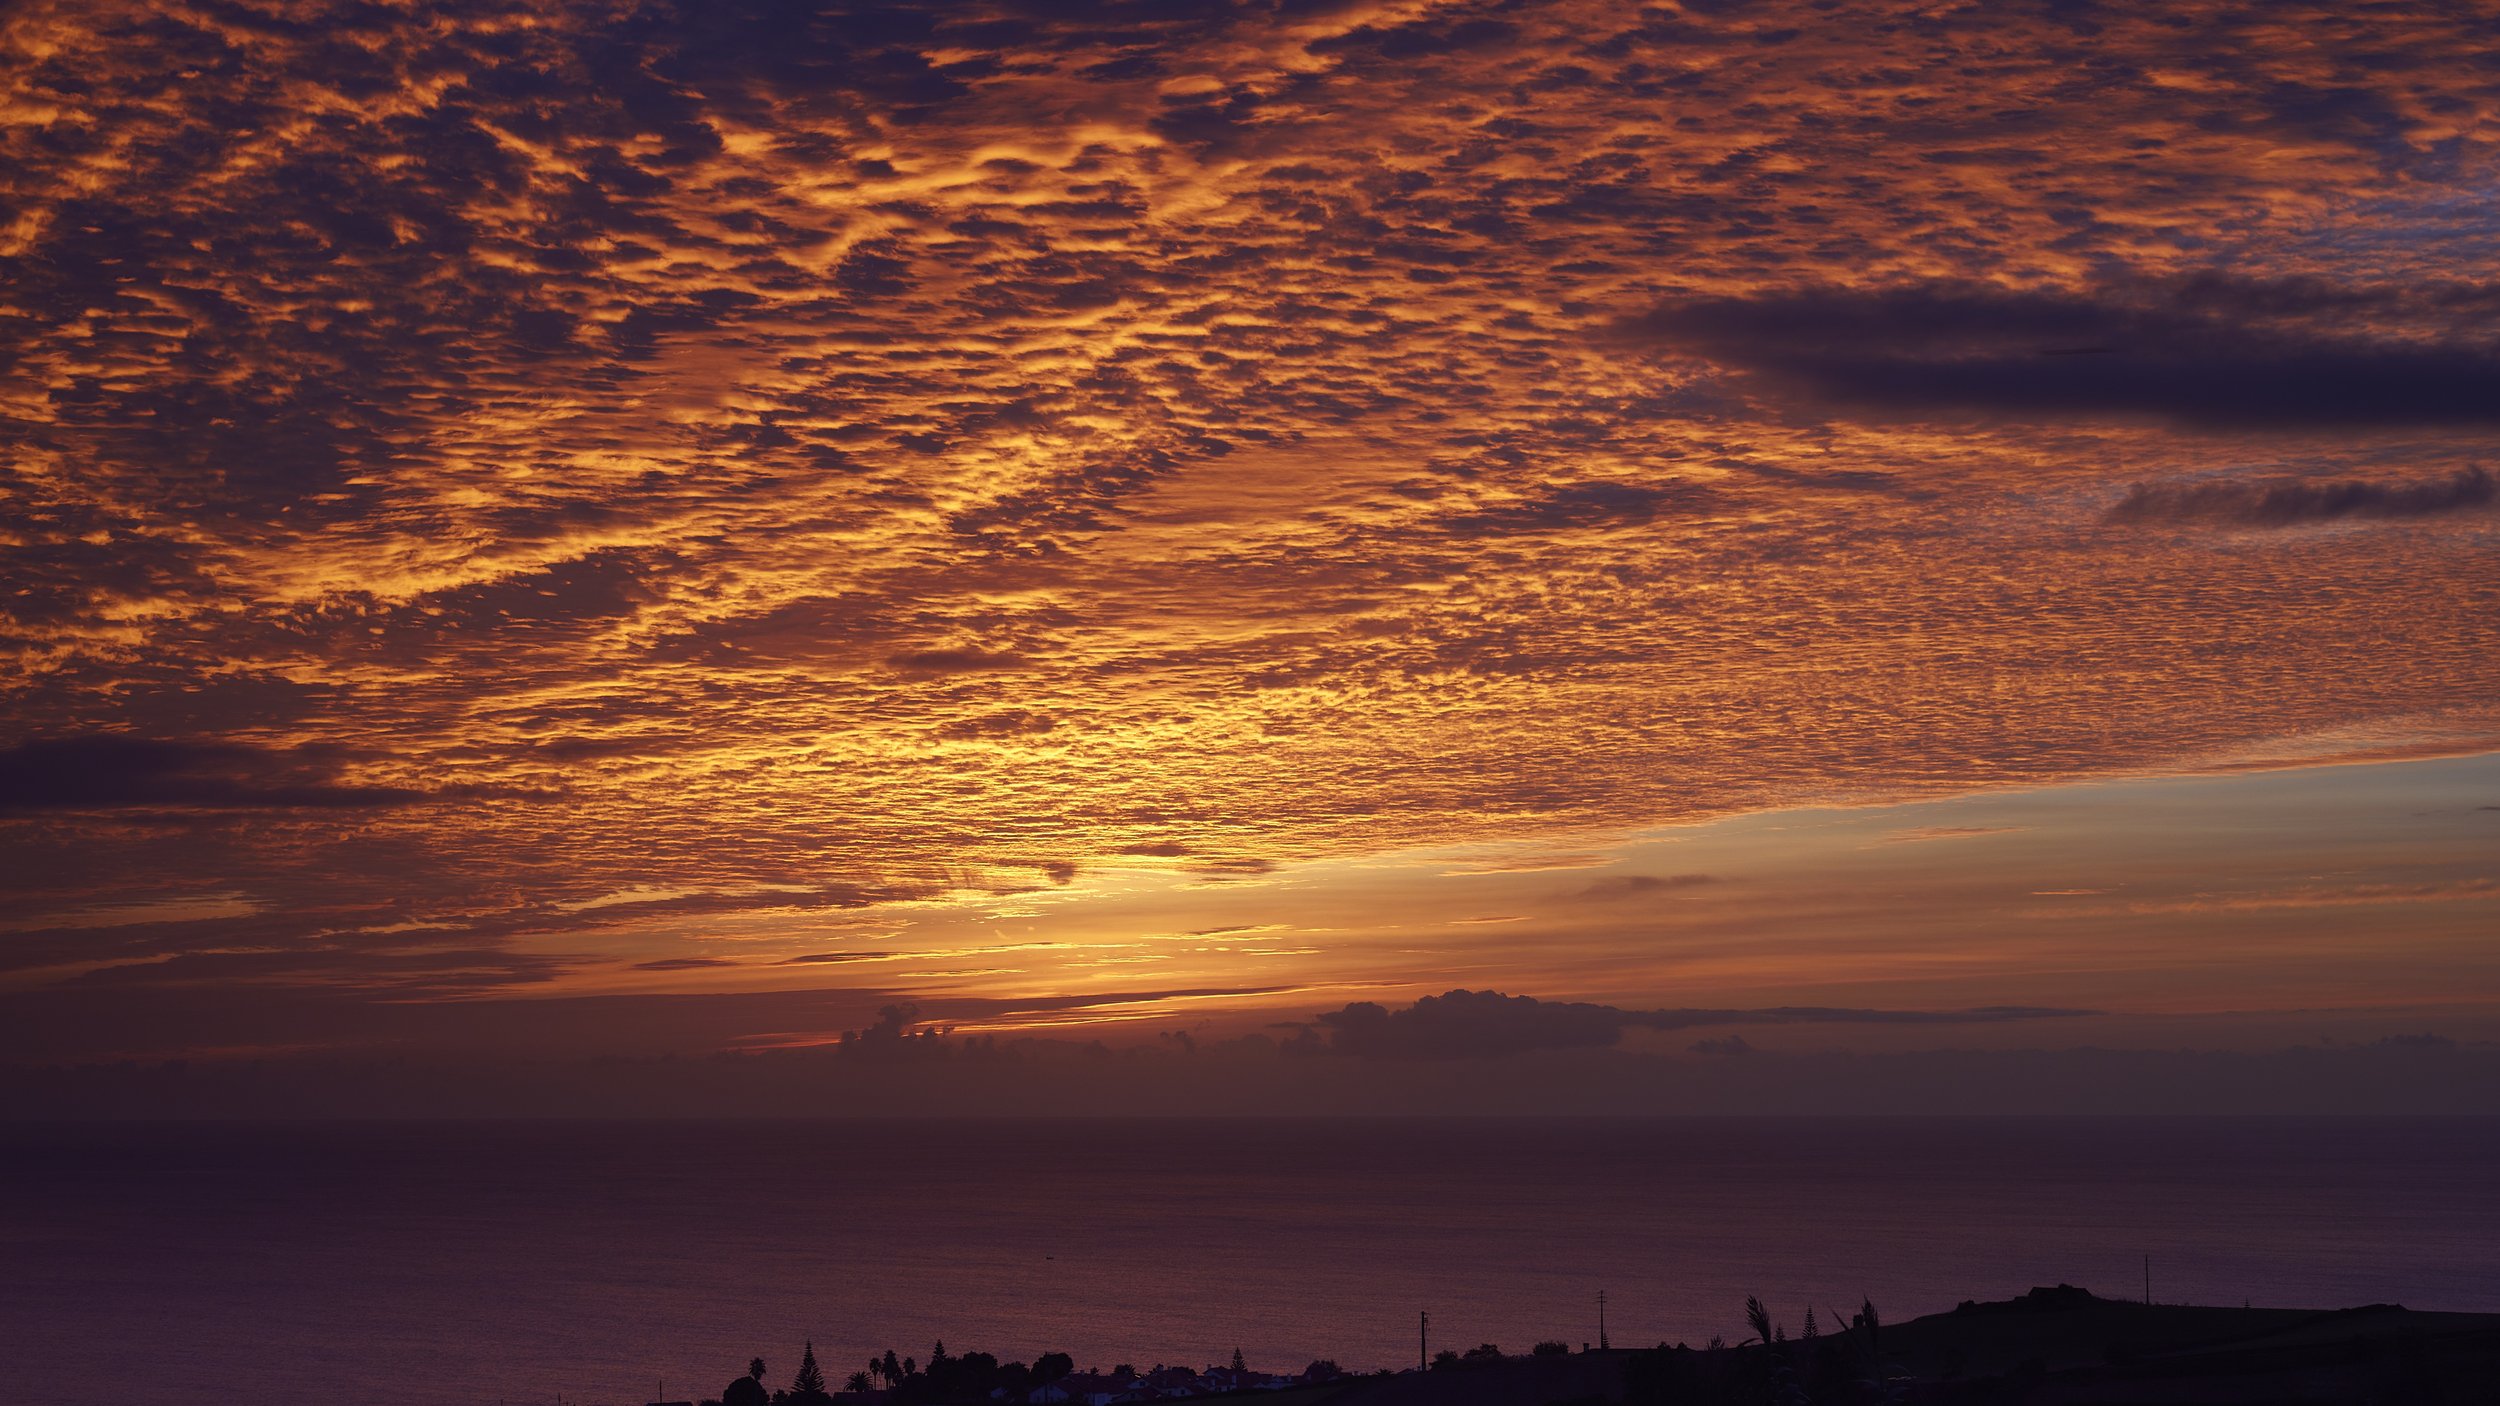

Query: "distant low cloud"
(1568, 873), (1720, 901)
(885, 647), (1029, 676)
(1318, 991), (1628, 1058)
(1876, 825), (2027, 846)
(1444, 479), (1716, 536)
(63, 946), (578, 998)
(1184, 857), (1280, 880)
(2107, 464), (2494, 527)
(1619, 278), (2500, 430)
(1310, 989), (2095, 1060)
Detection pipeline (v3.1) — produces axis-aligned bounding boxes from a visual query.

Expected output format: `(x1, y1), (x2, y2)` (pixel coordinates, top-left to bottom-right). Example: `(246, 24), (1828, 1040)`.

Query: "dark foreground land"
(710, 1288), (2500, 1406)
(1232, 1289), (2498, 1406)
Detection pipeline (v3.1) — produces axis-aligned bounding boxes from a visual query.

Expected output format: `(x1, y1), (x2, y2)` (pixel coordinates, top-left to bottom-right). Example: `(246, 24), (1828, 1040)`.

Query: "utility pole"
(1420, 1310), (1429, 1371)
(1598, 1289), (1609, 1350)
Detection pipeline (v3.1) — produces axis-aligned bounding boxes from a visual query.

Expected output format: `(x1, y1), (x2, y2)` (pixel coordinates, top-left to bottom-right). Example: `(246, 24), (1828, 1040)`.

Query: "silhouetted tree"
(846, 1372), (873, 1394)
(1035, 1353), (1073, 1385)
(725, 1370), (771, 1406)
(793, 1342), (832, 1404)
(754, 1359), (770, 1383)
(1843, 1298), (1891, 1403)
(905, 1347), (1013, 1406)
(1430, 1350), (1461, 1372)
(1231, 1349), (1246, 1374)
(1462, 1344), (1504, 1364)
(1745, 1296), (1774, 1348)
(1533, 1342), (1570, 1357)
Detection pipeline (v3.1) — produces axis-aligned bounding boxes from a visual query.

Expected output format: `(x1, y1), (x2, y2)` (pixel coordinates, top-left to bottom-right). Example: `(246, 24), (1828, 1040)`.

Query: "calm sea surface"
(3, 1118), (2495, 1406)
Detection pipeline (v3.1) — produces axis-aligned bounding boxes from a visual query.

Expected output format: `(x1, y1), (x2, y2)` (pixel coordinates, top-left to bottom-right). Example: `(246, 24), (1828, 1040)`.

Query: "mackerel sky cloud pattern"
(3, 0), (2498, 1060)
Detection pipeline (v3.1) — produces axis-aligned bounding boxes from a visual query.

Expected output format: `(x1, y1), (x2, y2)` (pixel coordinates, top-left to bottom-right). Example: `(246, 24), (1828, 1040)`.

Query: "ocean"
(3, 1117), (2495, 1406)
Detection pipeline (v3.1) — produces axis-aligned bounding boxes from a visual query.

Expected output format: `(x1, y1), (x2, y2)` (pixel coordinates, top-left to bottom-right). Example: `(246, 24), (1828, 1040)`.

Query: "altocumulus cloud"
(6, 0), (2500, 1046)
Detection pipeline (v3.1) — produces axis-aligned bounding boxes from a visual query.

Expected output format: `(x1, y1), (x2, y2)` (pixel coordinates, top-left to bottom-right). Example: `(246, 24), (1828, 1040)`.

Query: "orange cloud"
(2, 0), (2497, 1063)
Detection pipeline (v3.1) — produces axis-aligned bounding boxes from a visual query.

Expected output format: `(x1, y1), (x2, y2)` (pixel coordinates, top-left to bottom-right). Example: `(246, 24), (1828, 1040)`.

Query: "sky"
(3, 0), (2496, 1113)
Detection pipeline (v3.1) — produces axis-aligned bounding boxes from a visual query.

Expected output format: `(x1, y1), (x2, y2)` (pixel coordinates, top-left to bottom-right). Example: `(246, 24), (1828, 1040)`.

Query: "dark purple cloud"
(1568, 873), (1720, 902)
(0, 736), (426, 813)
(1620, 279), (2500, 429)
(2108, 464), (2494, 527)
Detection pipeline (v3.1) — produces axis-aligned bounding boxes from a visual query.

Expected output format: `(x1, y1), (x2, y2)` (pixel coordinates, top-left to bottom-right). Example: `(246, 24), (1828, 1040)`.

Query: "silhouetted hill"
(701, 1291), (2500, 1406)
(1249, 1290), (2500, 1406)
